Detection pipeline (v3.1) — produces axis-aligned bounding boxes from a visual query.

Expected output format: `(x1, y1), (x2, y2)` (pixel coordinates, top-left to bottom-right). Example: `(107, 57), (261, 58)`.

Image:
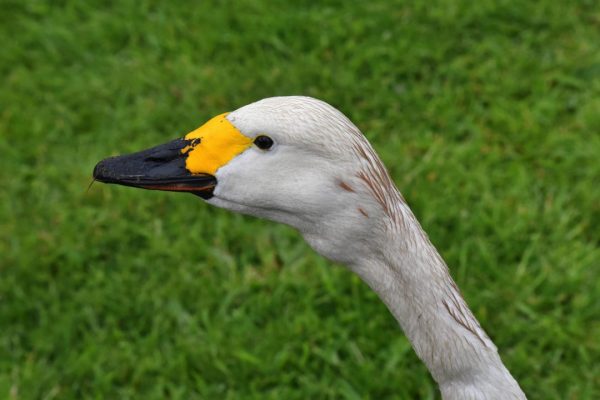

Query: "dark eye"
(254, 135), (274, 150)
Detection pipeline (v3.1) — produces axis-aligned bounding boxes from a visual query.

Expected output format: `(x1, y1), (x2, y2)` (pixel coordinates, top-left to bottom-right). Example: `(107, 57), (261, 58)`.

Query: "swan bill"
(93, 138), (217, 199)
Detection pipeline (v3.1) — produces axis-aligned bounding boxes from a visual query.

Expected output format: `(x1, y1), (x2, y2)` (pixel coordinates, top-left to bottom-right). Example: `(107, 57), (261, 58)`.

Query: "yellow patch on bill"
(182, 113), (252, 175)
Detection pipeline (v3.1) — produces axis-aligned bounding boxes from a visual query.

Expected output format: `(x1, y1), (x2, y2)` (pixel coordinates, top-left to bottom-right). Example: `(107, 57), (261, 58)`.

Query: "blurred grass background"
(1, 0), (599, 399)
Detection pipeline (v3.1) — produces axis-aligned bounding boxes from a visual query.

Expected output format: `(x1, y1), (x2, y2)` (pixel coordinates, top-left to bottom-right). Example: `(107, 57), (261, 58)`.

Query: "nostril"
(146, 149), (180, 163)
(146, 154), (178, 163)
(146, 138), (190, 162)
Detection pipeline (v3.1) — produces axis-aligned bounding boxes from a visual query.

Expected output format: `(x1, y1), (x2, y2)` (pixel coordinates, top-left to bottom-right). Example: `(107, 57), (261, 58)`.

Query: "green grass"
(1, 0), (599, 398)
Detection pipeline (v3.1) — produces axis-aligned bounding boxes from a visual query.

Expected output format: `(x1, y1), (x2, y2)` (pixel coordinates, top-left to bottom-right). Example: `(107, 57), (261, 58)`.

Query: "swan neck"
(351, 206), (526, 399)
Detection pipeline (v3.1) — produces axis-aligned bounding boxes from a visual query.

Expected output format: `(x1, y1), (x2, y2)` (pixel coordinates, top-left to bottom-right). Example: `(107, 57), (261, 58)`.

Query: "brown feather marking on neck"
(441, 298), (489, 347)
(339, 181), (355, 192)
(352, 141), (405, 227)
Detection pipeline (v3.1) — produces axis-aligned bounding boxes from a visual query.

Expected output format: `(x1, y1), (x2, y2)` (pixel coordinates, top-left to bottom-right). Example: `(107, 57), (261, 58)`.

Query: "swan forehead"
(227, 96), (362, 152)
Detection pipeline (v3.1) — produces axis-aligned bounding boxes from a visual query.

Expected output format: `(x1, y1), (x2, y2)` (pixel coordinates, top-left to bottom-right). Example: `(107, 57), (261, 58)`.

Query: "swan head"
(94, 96), (399, 264)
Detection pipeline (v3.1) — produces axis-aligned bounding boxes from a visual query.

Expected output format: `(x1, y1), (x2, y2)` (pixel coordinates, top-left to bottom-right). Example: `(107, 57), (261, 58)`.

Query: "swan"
(93, 96), (526, 399)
